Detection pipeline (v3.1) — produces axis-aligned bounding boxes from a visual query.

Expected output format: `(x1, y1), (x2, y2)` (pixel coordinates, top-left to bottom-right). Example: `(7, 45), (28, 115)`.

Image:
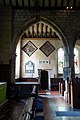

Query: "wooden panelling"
(15, 77), (38, 82)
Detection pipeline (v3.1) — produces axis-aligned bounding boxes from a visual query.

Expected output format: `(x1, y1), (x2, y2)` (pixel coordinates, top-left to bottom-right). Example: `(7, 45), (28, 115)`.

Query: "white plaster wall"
(20, 38), (63, 78)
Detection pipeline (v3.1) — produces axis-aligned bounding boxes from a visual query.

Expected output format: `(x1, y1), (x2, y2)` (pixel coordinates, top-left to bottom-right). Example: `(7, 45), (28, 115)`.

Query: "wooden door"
(40, 70), (48, 90)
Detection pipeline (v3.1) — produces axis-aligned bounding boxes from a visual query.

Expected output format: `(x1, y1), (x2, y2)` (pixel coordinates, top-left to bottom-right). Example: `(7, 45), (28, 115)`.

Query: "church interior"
(0, 0), (80, 119)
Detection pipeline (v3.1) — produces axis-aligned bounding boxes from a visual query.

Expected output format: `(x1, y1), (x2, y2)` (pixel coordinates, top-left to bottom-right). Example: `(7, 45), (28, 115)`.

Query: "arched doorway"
(11, 16), (68, 88)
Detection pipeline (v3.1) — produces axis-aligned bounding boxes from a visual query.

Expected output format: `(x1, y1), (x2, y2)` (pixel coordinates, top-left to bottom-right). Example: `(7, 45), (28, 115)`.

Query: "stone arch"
(11, 16), (68, 55)
(67, 27), (80, 56)
(72, 27), (80, 48)
(11, 16), (68, 82)
(65, 28), (80, 79)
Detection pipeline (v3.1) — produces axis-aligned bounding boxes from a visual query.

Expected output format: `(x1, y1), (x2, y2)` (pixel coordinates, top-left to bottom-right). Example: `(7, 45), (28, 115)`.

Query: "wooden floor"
(39, 90), (80, 120)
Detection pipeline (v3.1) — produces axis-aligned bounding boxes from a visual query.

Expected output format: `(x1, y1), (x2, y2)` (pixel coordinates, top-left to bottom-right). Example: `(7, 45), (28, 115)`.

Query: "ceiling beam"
(79, 0), (80, 8)
(66, 0), (70, 6)
(42, 0), (45, 7)
(35, 0), (39, 8)
(73, 0), (76, 7)
(48, 0), (51, 7)
(15, 0), (19, 6)
(22, 0), (24, 6)
(1, 0), (80, 10)
(28, 0), (31, 8)
(54, 0), (57, 7)
(3, 0), (6, 6)
(61, 0), (64, 7)
(9, 0), (12, 6)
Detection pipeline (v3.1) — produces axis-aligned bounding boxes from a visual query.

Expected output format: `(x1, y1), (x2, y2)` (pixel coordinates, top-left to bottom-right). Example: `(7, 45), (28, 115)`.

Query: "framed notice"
(22, 41), (37, 57)
(25, 61), (34, 73)
(63, 67), (71, 80)
(39, 41), (55, 57)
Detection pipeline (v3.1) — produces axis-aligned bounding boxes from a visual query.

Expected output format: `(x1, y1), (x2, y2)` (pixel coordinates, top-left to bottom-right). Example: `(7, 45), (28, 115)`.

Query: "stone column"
(10, 54), (16, 83)
(64, 53), (75, 104)
(64, 53), (75, 79)
(64, 53), (69, 67)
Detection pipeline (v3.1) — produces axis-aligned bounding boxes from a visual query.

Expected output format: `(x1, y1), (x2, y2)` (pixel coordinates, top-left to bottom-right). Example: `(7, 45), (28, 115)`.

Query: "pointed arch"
(11, 16), (68, 81)
(11, 16), (68, 55)
(72, 27), (80, 48)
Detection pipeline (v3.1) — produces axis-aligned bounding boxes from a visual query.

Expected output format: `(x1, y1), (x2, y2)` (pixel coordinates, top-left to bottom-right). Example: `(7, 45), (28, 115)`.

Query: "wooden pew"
(50, 78), (63, 91)
(0, 85), (37, 120)
(15, 77), (38, 82)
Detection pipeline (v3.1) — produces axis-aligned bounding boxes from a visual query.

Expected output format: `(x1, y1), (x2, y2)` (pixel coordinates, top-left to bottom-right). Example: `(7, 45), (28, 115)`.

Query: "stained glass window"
(58, 48), (64, 74)
(58, 47), (79, 74)
(74, 48), (79, 74)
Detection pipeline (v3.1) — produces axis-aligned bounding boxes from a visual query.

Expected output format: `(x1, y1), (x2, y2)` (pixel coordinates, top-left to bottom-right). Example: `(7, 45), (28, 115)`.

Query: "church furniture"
(50, 78), (63, 91)
(0, 82), (7, 106)
(0, 97), (35, 120)
(0, 83), (37, 120)
(72, 78), (80, 109)
(15, 82), (39, 98)
(15, 77), (38, 82)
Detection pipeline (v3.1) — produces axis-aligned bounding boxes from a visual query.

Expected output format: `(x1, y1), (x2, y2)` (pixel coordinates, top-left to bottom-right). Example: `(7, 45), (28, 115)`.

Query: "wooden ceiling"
(0, 0), (80, 10)
(21, 21), (59, 39)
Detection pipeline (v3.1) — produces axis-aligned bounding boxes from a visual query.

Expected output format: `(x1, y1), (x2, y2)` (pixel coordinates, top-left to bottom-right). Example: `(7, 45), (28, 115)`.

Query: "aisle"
(41, 90), (80, 120)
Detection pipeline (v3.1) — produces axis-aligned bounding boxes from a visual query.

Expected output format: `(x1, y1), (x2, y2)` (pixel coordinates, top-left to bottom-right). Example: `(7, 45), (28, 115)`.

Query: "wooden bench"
(0, 97), (35, 120)
(72, 78), (80, 109)
(0, 85), (37, 120)
(50, 78), (63, 91)
(15, 77), (38, 82)
(15, 82), (39, 99)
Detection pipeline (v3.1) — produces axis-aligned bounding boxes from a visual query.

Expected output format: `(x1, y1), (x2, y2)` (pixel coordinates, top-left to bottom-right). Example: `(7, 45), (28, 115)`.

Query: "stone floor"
(0, 91), (80, 120)
(41, 91), (80, 120)
(0, 99), (28, 120)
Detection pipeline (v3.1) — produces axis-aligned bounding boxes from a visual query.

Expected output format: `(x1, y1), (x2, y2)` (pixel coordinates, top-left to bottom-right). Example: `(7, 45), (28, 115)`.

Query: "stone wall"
(0, 8), (80, 64)
(0, 8), (80, 81)
(0, 7), (12, 64)
(12, 9), (80, 48)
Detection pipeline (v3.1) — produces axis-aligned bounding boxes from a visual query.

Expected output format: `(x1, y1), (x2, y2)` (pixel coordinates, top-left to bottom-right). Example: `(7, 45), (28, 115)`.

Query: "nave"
(0, 90), (80, 120)
(36, 90), (80, 120)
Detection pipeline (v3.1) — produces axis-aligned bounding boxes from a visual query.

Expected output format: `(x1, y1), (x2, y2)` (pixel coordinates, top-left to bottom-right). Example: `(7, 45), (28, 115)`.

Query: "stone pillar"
(64, 53), (75, 79)
(68, 53), (75, 79)
(64, 53), (75, 104)
(10, 54), (16, 83)
(64, 53), (69, 67)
